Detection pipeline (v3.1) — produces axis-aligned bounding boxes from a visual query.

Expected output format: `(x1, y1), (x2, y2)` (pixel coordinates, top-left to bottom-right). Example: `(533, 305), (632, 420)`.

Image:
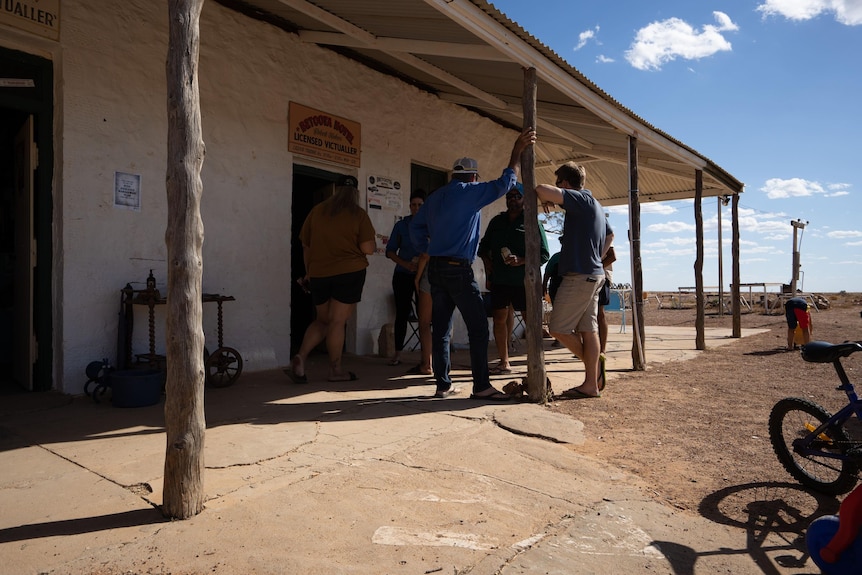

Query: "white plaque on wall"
(114, 172), (141, 211)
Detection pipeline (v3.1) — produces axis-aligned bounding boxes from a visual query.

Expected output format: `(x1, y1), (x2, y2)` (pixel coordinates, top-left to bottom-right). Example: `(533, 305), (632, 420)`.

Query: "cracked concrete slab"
(0, 325), (805, 574)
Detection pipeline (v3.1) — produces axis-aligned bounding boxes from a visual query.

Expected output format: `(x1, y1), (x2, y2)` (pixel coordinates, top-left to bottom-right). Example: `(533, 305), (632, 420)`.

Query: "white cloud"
(647, 221), (696, 233)
(647, 236), (696, 248)
(713, 11), (738, 29)
(736, 212), (791, 235)
(826, 182), (852, 197)
(596, 54), (615, 64)
(846, 240), (862, 246)
(606, 205), (629, 215)
(642, 246), (696, 257)
(625, 11), (738, 71)
(641, 202), (678, 215)
(827, 230), (862, 238)
(607, 201), (679, 215)
(760, 177), (830, 199)
(757, 0), (862, 25)
(574, 26), (600, 50)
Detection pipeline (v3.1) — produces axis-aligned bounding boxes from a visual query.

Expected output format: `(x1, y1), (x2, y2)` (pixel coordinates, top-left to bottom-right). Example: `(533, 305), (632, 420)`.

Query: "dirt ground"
(550, 291), (862, 550)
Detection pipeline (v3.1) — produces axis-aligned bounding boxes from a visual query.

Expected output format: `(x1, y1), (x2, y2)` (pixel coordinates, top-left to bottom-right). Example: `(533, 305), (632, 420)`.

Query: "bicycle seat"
(802, 341), (862, 364)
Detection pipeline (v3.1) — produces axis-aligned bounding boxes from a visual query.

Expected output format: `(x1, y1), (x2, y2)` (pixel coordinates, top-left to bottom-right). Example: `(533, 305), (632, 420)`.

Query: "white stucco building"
(1, 1), (526, 394)
(1, 1), (743, 395)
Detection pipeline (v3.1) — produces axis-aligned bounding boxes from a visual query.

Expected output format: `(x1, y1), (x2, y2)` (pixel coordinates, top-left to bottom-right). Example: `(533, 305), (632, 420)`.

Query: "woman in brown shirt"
(288, 175), (376, 383)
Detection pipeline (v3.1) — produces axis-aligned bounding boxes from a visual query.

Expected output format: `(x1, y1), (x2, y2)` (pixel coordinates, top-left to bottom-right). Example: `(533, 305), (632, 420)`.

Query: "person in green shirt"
(479, 183), (549, 374)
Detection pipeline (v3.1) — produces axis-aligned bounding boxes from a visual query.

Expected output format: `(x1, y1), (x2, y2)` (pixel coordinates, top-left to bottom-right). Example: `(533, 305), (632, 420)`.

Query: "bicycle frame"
(794, 347), (862, 461)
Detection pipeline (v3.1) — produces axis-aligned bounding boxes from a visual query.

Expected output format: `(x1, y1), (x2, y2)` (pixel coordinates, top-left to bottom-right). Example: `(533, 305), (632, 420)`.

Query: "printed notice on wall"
(114, 172), (141, 211)
(366, 174), (402, 255)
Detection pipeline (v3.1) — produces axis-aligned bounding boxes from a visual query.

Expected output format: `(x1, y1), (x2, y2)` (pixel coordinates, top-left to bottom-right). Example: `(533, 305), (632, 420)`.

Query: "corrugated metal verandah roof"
(217, 0), (744, 206)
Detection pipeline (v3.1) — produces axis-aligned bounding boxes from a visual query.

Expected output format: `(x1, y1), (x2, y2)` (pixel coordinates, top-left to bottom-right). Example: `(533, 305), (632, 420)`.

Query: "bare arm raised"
(509, 128), (536, 178)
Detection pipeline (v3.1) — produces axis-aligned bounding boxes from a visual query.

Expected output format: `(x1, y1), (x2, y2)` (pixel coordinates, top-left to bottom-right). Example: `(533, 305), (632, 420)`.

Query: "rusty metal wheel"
(205, 346), (243, 388)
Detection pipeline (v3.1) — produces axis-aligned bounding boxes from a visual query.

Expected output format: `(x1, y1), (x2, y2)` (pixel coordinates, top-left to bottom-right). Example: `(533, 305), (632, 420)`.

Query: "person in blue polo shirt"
(385, 189), (426, 367)
(409, 128), (535, 400)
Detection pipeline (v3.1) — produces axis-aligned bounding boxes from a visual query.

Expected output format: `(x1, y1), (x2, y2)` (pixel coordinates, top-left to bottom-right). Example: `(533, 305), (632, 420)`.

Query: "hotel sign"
(0, 0), (60, 41)
(288, 102), (361, 168)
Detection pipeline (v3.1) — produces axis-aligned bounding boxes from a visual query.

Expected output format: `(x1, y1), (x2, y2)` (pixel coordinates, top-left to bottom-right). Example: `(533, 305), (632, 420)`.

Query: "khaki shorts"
(549, 273), (604, 334)
(418, 267), (431, 294)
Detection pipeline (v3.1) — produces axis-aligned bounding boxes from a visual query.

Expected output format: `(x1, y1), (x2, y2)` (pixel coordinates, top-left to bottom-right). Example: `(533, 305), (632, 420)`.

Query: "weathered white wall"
(49, 1), (516, 393)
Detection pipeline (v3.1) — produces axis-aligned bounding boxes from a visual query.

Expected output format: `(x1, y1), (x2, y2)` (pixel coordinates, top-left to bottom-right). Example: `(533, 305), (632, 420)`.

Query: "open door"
(13, 116), (35, 390)
(290, 168), (339, 355)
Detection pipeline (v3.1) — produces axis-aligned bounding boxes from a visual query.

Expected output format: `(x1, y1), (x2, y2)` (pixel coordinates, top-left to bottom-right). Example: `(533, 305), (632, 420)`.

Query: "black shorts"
(489, 283), (527, 312)
(598, 278), (610, 306)
(309, 269), (366, 305)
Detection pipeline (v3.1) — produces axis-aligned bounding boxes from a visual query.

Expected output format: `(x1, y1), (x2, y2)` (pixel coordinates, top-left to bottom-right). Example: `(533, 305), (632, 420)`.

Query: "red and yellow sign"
(288, 102), (361, 167)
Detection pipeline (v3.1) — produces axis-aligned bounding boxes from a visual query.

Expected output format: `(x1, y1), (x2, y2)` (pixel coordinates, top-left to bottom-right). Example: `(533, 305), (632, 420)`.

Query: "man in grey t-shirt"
(536, 162), (613, 399)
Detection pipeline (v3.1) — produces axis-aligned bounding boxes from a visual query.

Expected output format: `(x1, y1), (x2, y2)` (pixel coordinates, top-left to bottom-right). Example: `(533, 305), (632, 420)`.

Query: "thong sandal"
(284, 356), (308, 384)
(489, 365), (513, 375)
(469, 390), (511, 402)
(283, 368), (308, 385)
(327, 371), (358, 382)
(405, 364), (431, 376)
(559, 387), (600, 399)
(388, 358), (402, 366)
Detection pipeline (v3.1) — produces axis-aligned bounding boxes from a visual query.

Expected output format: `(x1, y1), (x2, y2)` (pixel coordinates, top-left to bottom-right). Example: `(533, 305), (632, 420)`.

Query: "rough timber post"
(521, 67), (547, 402)
(694, 170), (705, 350)
(732, 193), (741, 337)
(163, 0), (207, 520)
(628, 136), (645, 370)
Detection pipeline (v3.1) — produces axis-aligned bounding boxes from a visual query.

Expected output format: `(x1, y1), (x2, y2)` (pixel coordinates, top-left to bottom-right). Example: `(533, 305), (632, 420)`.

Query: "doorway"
(410, 163), (447, 197)
(290, 166), (342, 356)
(0, 46), (54, 393)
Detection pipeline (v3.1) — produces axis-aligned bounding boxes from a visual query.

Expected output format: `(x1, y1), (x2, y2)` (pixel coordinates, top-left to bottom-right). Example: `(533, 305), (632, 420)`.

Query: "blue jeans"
(428, 257), (491, 394)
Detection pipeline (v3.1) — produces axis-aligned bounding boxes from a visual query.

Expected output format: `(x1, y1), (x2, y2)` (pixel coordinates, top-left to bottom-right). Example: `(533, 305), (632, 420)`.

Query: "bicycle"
(769, 340), (862, 496)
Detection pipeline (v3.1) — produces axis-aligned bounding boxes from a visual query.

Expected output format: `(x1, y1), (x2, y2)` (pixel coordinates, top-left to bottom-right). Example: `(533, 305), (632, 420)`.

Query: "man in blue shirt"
(385, 190), (426, 366)
(536, 162), (613, 399)
(410, 128), (535, 400)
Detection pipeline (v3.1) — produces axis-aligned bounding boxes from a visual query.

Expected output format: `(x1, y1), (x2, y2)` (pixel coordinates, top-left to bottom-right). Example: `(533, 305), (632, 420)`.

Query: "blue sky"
(491, 0), (862, 293)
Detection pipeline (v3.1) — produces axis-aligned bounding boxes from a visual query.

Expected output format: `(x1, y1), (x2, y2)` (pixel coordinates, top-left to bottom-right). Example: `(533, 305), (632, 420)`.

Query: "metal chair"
(605, 289), (628, 333)
(403, 297), (421, 351)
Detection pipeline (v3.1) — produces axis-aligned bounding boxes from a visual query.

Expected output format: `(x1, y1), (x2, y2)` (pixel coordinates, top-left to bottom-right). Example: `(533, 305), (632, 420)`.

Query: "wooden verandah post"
(521, 67), (548, 402)
(163, 0), (207, 520)
(731, 193), (741, 337)
(694, 170), (705, 350)
(628, 136), (645, 370)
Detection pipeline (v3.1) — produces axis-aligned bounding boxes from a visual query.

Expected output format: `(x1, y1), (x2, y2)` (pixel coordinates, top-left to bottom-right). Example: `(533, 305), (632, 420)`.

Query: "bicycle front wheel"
(769, 397), (859, 495)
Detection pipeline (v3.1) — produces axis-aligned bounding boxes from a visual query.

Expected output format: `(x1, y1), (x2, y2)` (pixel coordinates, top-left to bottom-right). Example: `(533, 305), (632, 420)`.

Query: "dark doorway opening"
(0, 111), (26, 394)
(0, 46), (53, 393)
(290, 166), (343, 356)
(411, 163), (448, 197)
